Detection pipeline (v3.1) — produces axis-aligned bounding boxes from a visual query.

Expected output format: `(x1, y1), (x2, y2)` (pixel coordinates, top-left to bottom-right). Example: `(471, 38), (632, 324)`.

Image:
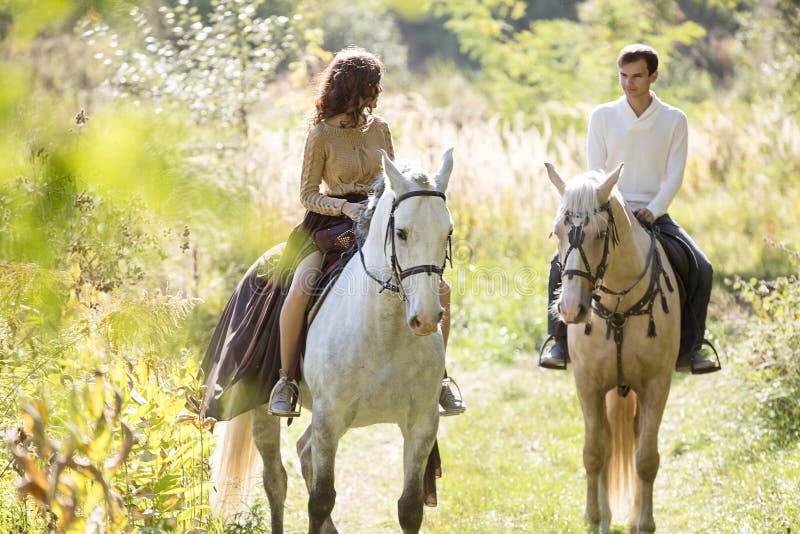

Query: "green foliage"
(81, 0), (301, 140)
(673, 98), (800, 278)
(434, 0), (705, 120)
(6, 374), (132, 532)
(112, 359), (215, 532)
(0, 112), (211, 531)
(732, 0), (800, 107)
(731, 244), (800, 446)
(302, 0), (409, 74)
(1, 0), (73, 43)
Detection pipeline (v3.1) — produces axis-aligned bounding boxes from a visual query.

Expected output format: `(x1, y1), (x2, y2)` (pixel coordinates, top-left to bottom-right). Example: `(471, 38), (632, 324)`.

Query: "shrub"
(732, 241), (800, 446)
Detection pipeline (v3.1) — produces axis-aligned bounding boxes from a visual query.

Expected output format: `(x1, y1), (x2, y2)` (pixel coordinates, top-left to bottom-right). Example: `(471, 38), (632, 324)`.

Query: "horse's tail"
(210, 410), (261, 521)
(606, 389), (638, 518)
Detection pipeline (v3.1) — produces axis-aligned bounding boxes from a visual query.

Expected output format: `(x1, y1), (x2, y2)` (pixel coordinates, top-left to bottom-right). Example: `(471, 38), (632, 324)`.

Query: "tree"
(434, 0), (705, 118)
(83, 0), (300, 142)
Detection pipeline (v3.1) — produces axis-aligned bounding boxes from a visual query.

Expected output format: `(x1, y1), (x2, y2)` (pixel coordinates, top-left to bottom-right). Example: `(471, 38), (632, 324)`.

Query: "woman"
(200, 48), (465, 421)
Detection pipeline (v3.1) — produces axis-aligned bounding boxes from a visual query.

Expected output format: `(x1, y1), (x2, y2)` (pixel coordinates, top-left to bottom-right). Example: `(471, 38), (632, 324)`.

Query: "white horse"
(546, 163), (680, 534)
(211, 149), (454, 533)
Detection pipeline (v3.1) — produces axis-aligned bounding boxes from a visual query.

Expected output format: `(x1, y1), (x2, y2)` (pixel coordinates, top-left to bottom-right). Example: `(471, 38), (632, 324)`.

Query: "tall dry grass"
(241, 81), (800, 279)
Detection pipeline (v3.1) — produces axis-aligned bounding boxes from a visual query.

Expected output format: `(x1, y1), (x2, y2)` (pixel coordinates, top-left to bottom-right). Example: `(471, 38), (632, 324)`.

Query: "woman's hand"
(341, 201), (364, 220)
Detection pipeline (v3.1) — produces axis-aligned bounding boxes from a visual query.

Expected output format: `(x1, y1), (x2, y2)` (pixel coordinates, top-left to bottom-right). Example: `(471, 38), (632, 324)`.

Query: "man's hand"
(341, 201), (364, 220)
(633, 208), (656, 224)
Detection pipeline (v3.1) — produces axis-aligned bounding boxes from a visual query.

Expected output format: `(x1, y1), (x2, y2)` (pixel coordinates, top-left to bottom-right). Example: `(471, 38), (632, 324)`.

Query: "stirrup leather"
(538, 334), (567, 370)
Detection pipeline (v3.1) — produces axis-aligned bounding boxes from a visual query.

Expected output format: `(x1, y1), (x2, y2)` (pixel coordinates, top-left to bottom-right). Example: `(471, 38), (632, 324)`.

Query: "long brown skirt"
(200, 207), (353, 421)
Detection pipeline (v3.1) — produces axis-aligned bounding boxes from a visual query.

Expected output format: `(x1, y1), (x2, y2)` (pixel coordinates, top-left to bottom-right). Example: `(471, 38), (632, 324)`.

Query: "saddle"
(649, 223), (704, 357)
(314, 219), (356, 268)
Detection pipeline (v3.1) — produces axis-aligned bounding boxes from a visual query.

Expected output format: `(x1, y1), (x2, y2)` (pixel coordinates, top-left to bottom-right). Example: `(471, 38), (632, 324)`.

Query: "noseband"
(557, 202), (618, 291)
(358, 190), (452, 300)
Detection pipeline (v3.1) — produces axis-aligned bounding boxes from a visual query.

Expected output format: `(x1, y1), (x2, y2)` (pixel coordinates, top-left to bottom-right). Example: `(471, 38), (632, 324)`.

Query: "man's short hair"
(617, 44), (659, 75)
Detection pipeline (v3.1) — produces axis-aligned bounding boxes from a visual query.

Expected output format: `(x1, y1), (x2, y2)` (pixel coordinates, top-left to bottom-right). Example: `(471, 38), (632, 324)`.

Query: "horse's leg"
(577, 387), (612, 533)
(634, 378), (670, 534)
(296, 423), (337, 534)
(308, 410), (345, 534)
(630, 409), (642, 534)
(397, 416), (438, 534)
(296, 423), (313, 491)
(251, 407), (287, 533)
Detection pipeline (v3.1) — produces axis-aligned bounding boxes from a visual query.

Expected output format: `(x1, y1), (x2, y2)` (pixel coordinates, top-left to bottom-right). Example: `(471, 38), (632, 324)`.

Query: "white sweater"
(587, 93), (688, 218)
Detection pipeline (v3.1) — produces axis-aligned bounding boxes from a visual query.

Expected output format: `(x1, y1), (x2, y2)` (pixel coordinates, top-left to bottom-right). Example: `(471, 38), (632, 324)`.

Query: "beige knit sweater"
(299, 115), (395, 216)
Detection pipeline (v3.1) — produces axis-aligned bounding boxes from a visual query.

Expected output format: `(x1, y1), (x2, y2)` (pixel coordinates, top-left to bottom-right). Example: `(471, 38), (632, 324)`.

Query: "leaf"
(104, 420), (135, 473)
(176, 412), (198, 425)
(86, 373), (106, 421)
(9, 447), (50, 500)
(17, 479), (48, 505)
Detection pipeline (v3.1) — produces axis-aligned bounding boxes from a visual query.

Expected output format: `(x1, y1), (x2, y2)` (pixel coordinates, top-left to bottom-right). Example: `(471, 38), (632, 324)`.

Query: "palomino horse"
(546, 163), (680, 534)
(211, 150), (454, 533)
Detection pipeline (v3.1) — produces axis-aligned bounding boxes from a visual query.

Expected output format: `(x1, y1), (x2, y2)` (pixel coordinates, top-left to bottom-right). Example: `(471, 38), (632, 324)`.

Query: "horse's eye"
(396, 229), (408, 241)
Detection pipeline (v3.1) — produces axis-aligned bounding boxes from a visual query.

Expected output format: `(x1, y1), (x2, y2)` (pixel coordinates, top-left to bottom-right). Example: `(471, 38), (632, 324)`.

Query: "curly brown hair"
(312, 48), (384, 128)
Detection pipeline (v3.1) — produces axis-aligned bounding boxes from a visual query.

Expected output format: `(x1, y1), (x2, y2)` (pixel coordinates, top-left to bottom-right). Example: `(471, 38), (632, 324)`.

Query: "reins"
(357, 189), (452, 300)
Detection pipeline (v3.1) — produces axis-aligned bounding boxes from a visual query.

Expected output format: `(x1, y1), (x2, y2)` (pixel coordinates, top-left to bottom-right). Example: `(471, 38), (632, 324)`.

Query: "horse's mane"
(355, 164), (436, 241)
(555, 170), (620, 237)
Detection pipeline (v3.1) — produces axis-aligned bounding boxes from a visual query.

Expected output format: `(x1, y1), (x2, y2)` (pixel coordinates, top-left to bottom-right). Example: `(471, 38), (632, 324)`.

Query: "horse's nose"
(561, 303), (588, 324)
(409, 314), (438, 335)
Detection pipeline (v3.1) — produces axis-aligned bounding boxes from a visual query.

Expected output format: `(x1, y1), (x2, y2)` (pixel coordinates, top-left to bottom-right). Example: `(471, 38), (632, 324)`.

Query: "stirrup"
(691, 339), (722, 375)
(538, 334), (567, 370)
(268, 378), (302, 417)
(439, 377), (466, 416)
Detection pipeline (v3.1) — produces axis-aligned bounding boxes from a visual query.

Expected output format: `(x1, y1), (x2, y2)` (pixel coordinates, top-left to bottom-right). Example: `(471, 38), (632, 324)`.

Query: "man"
(540, 43), (719, 374)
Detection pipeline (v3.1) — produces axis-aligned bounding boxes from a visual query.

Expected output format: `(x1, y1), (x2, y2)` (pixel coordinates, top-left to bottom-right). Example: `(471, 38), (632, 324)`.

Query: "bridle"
(556, 200), (674, 397)
(557, 202), (619, 292)
(357, 190), (452, 301)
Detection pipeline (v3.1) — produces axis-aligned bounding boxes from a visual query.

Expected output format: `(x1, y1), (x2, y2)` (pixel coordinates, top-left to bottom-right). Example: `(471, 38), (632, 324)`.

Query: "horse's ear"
(545, 163), (565, 196)
(597, 162), (623, 203)
(381, 149), (411, 195)
(434, 148), (454, 193)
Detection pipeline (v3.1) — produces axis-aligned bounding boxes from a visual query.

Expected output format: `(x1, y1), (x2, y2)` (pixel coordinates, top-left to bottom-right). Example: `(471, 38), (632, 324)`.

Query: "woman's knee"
(284, 283), (312, 311)
(287, 254), (322, 301)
